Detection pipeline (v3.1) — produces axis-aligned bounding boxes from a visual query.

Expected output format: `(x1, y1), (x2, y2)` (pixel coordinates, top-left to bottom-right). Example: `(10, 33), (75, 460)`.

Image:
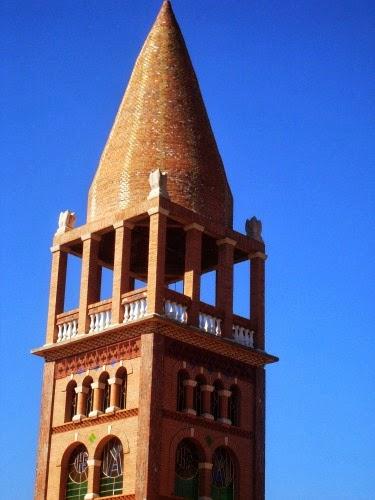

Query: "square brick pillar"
(216, 238), (236, 338)
(184, 223), (203, 326)
(46, 245), (67, 344)
(147, 207), (168, 315)
(111, 221), (133, 325)
(250, 251), (266, 350)
(135, 332), (165, 499)
(78, 234), (101, 334)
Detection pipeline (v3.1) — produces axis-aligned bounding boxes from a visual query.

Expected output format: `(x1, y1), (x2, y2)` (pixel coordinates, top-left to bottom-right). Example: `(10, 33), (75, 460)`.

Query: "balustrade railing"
(164, 299), (188, 324)
(232, 325), (254, 347)
(56, 310), (79, 342)
(199, 312), (222, 336)
(122, 289), (148, 323)
(88, 300), (112, 333)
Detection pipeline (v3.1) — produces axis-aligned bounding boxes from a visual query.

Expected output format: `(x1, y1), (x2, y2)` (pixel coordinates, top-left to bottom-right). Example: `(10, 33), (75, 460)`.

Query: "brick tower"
(33, 2), (277, 500)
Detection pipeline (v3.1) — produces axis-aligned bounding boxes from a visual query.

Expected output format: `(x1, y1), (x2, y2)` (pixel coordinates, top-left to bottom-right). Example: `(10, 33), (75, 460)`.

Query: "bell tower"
(33, 2), (277, 500)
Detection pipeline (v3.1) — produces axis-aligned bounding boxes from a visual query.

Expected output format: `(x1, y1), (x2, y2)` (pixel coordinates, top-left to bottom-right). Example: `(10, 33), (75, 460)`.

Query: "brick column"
(218, 389), (231, 424)
(73, 385), (89, 421)
(250, 251), (266, 350)
(147, 207), (168, 314)
(89, 382), (104, 417)
(79, 234), (101, 334)
(46, 245), (67, 344)
(216, 238), (236, 338)
(112, 221), (133, 325)
(184, 223), (204, 326)
(201, 384), (214, 420)
(198, 462), (213, 500)
(183, 379), (197, 415)
(84, 459), (101, 500)
(106, 377), (121, 413)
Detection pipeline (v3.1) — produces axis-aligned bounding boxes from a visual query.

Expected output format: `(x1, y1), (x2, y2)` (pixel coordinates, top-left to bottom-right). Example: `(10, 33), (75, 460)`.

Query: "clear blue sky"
(2, 1), (374, 498)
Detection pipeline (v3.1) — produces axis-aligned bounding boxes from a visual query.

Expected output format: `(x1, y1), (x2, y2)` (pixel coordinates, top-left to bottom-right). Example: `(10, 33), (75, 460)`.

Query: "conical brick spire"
(88, 0), (233, 226)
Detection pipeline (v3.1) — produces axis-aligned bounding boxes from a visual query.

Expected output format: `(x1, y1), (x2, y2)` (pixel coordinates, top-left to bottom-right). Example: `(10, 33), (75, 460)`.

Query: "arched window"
(99, 438), (123, 497)
(100, 373), (110, 413)
(194, 376), (205, 416)
(177, 370), (188, 412)
(65, 445), (88, 500)
(211, 380), (223, 421)
(65, 381), (77, 422)
(212, 447), (236, 500)
(116, 367), (128, 410)
(228, 385), (240, 426)
(174, 439), (200, 499)
(82, 377), (93, 417)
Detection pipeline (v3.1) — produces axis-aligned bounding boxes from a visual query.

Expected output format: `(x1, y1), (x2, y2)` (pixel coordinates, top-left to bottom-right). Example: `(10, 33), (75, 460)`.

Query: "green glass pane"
(212, 485), (233, 500)
(174, 476), (199, 499)
(66, 479), (88, 500)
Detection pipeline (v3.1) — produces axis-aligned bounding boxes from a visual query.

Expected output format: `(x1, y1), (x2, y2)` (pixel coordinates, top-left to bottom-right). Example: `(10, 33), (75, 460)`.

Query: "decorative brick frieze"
(54, 337), (141, 379)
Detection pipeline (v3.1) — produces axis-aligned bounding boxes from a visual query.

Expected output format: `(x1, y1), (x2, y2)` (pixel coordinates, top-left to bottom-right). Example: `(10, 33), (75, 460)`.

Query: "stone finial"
(56, 210), (76, 235)
(245, 216), (263, 242)
(147, 168), (169, 200)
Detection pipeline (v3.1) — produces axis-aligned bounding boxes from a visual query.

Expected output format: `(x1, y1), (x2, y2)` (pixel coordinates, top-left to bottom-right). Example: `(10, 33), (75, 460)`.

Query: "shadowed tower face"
(33, 2), (277, 500)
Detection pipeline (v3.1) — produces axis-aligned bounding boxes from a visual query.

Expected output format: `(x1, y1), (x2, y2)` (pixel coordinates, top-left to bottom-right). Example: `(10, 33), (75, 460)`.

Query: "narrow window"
(65, 381), (77, 422)
(100, 373), (110, 413)
(211, 380), (223, 421)
(116, 367), (128, 410)
(194, 376), (205, 416)
(65, 445), (88, 500)
(83, 377), (93, 417)
(174, 439), (199, 499)
(177, 371), (188, 412)
(99, 438), (123, 497)
(228, 385), (240, 426)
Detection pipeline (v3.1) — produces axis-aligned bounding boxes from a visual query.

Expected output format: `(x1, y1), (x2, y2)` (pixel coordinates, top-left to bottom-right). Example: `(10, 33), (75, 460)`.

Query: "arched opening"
(194, 376), (206, 416)
(228, 385), (240, 426)
(174, 439), (201, 499)
(116, 367), (128, 410)
(65, 380), (77, 422)
(211, 380), (223, 421)
(211, 447), (236, 500)
(177, 370), (189, 412)
(64, 444), (88, 500)
(99, 372), (110, 413)
(82, 376), (93, 417)
(99, 437), (123, 497)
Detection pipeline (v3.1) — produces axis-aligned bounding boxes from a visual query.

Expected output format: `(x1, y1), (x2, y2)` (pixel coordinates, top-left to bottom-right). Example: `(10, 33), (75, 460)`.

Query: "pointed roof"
(87, 0), (233, 226)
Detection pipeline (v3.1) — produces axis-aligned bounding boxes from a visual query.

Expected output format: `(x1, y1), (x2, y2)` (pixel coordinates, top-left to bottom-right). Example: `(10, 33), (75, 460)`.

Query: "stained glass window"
(65, 445), (88, 500)
(174, 439), (199, 499)
(99, 438), (123, 497)
(212, 448), (235, 500)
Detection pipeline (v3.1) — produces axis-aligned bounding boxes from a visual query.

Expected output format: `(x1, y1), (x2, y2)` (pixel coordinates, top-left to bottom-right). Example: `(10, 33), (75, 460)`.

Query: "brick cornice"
(52, 408), (138, 434)
(163, 409), (253, 439)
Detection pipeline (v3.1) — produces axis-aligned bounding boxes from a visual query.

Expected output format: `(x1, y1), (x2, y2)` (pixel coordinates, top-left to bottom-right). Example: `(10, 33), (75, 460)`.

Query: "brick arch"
(64, 379), (77, 422)
(93, 435), (126, 496)
(59, 441), (88, 500)
(167, 427), (208, 495)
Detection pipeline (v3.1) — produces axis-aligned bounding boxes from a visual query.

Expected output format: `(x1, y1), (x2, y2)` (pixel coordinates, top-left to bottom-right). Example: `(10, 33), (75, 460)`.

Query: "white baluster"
(72, 320), (77, 337)
(63, 323), (68, 340)
(57, 324), (63, 342)
(125, 304), (130, 323)
(216, 318), (222, 336)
